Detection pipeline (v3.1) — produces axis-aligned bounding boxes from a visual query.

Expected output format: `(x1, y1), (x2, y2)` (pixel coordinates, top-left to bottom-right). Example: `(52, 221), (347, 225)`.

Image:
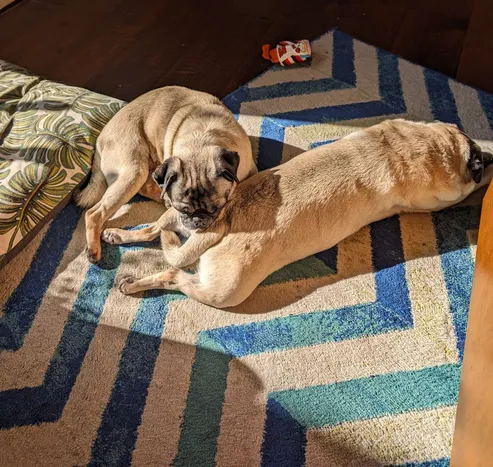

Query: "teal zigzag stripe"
(270, 364), (460, 429)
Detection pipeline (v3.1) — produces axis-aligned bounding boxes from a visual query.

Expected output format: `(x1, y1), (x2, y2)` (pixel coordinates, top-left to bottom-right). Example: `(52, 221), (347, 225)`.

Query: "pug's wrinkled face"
(467, 139), (492, 184)
(152, 148), (240, 230)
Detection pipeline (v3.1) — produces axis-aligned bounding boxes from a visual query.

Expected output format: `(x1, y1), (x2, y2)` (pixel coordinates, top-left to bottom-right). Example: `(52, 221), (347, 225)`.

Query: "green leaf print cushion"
(0, 60), (125, 267)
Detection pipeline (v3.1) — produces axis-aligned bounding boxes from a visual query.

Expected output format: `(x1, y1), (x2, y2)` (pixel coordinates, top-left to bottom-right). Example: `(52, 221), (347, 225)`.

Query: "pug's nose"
(191, 217), (209, 229)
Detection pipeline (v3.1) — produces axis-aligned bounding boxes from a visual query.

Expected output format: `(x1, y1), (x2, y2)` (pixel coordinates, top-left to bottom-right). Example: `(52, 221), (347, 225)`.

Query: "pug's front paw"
(85, 245), (101, 264)
(118, 276), (135, 294)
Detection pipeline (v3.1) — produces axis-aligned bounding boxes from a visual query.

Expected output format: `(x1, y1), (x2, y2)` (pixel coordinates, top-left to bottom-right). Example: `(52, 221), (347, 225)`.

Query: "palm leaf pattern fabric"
(0, 60), (125, 265)
(0, 163), (72, 251)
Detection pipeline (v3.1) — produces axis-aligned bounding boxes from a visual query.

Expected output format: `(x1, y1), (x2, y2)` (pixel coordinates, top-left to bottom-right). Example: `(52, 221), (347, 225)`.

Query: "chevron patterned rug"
(2, 29), (493, 466)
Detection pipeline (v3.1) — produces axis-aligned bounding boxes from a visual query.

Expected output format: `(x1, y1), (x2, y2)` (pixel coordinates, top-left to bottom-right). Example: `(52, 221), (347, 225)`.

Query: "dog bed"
(0, 60), (124, 267)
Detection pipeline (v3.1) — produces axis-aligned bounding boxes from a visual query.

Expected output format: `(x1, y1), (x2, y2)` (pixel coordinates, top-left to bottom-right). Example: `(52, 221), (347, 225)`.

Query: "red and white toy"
(262, 40), (312, 66)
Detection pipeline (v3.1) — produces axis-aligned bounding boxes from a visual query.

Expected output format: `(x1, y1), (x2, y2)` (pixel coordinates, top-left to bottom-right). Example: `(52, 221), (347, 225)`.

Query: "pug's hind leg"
(85, 167), (147, 263)
(138, 174), (162, 202)
(118, 268), (194, 295)
(118, 269), (228, 308)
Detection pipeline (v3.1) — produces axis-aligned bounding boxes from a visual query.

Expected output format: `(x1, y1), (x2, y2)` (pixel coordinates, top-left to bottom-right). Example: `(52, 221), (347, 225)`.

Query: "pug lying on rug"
(110, 119), (492, 308)
(76, 86), (257, 264)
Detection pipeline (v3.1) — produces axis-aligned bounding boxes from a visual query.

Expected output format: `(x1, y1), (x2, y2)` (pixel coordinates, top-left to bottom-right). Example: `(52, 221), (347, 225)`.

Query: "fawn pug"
(76, 86), (257, 264)
(108, 119), (492, 308)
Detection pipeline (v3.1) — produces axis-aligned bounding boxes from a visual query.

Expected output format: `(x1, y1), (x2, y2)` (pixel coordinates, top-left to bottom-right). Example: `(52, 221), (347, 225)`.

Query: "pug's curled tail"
(74, 150), (107, 208)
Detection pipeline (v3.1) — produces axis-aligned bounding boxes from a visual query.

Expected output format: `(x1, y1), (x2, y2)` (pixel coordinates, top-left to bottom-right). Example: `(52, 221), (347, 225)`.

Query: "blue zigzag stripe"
(309, 138), (336, 148)
(0, 203), (80, 351)
(396, 459), (450, 467)
(262, 398), (306, 467)
(425, 69), (462, 128)
(257, 119), (285, 171)
(478, 91), (493, 130)
(89, 290), (184, 466)
(331, 30), (357, 85)
(0, 251), (115, 428)
(433, 206), (480, 359)
(244, 79), (351, 103)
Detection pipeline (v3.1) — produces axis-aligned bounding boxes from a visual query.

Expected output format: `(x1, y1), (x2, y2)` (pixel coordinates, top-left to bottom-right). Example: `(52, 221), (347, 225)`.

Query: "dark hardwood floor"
(0, 0), (492, 101)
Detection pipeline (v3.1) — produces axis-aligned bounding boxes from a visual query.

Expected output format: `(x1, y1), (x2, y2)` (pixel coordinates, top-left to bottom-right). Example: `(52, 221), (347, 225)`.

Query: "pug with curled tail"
(75, 86), (257, 264)
(110, 119), (492, 308)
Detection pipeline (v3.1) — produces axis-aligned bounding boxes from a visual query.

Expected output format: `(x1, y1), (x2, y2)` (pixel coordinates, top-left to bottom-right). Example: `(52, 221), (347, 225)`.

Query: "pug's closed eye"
(217, 170), (238, 183)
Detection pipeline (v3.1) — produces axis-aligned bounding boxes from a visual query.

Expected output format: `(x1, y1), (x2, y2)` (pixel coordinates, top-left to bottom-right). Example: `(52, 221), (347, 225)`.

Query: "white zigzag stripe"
(281, 114), (407, 163)
(305, 406), (455, 466)
(398, 59), (434, 121)
(133, 337), (197, 466)
(240, 85), (375, 119)
(450, 80), (493, 143)
(352, 40), (380, 98)
(237, 113), (264, 162)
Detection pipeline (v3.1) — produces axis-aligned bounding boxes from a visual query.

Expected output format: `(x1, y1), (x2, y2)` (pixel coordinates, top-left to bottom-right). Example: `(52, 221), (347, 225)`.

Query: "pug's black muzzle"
(180, 211), (215, 231)
(466, 138), (493, 184)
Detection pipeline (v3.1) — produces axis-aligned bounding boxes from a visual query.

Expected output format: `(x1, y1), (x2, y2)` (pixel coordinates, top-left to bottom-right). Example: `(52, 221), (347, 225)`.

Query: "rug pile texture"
(2, 29), (493, 466)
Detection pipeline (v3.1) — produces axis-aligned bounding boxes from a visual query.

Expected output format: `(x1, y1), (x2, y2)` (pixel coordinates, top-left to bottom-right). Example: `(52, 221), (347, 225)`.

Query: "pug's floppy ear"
(468, 141), (484, 184)
(152, 158), (181, 192)
(217, 149), (240, 183)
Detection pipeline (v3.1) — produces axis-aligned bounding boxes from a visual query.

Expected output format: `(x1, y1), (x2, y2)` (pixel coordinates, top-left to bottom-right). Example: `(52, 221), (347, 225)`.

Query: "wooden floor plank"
(1, 0), (493, 99)
(392, 9), (468, 77)
(336, 0), (407, 50)
(457, 0), (493, 94)
(160, 12), (272, 97)
(84, 0), (207, 100)
(401, 0), (474, 20)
